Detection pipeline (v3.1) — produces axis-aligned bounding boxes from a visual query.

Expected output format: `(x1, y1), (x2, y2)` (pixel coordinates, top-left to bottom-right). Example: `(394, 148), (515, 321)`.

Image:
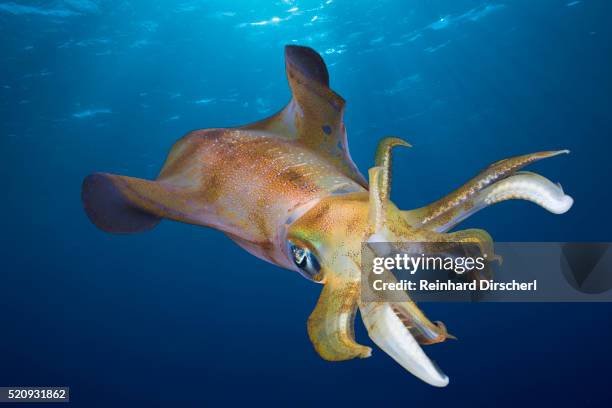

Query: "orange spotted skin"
(153, 128), (366, 267)
(81, 45), (572, 384)
(82, 45), (368, 270)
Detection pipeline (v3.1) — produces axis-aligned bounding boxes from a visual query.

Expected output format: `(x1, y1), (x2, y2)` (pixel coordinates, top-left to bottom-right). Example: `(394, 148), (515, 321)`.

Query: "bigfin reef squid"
(82, 45), (573, 387)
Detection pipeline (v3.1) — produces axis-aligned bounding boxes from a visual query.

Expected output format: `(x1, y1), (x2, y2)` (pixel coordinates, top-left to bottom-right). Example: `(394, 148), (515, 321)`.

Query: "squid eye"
(288, 243), (321, 281)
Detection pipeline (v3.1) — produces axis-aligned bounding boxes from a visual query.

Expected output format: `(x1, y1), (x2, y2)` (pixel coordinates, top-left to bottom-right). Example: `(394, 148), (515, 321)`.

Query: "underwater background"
(2, 0), (612, 406)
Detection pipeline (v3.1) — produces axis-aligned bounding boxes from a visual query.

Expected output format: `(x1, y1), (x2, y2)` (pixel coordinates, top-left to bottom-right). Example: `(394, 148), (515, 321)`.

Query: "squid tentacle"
(479, 171), (573, 215)
(403, 150), (572, 232)
(363, 144), (452, 386)
(359, 301), (449, 387)
(307, 277), (372, 361)
(391, 301), (456, 345)
(374, 137), (411, 202)
(442, 228), (497, 260)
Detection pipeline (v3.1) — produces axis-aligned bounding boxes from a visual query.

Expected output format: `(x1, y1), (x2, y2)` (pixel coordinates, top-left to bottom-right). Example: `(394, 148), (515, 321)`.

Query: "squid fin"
(82, 172), (257, 240)
(82, 173), (161, 234)
(241, 45), (366, 187)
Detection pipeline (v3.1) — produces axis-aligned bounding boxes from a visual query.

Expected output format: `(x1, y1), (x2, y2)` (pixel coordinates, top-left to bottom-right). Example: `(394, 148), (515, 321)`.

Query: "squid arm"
(307, 276), (372, 361)
(403, 150), (573, 232)
(358, 160), (451, 387)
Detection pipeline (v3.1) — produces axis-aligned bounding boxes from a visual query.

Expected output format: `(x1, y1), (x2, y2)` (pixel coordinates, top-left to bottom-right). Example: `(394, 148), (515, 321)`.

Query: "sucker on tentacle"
(82, 45), (573, 387)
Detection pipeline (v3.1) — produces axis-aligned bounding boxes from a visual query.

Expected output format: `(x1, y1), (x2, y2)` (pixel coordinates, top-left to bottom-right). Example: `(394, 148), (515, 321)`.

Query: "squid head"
(285, 137), (572, 387)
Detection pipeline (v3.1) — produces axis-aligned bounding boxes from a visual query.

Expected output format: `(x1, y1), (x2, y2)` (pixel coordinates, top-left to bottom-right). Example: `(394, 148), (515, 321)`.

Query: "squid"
(82, 45), (573, 386)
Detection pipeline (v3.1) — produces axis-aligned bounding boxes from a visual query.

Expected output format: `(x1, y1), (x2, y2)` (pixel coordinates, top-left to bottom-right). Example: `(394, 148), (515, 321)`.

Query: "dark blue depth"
(2, 1), (612, 406)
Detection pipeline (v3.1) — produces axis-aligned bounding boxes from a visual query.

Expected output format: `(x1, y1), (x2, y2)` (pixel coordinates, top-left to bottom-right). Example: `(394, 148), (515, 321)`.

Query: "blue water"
(2, 0), (612, 406)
